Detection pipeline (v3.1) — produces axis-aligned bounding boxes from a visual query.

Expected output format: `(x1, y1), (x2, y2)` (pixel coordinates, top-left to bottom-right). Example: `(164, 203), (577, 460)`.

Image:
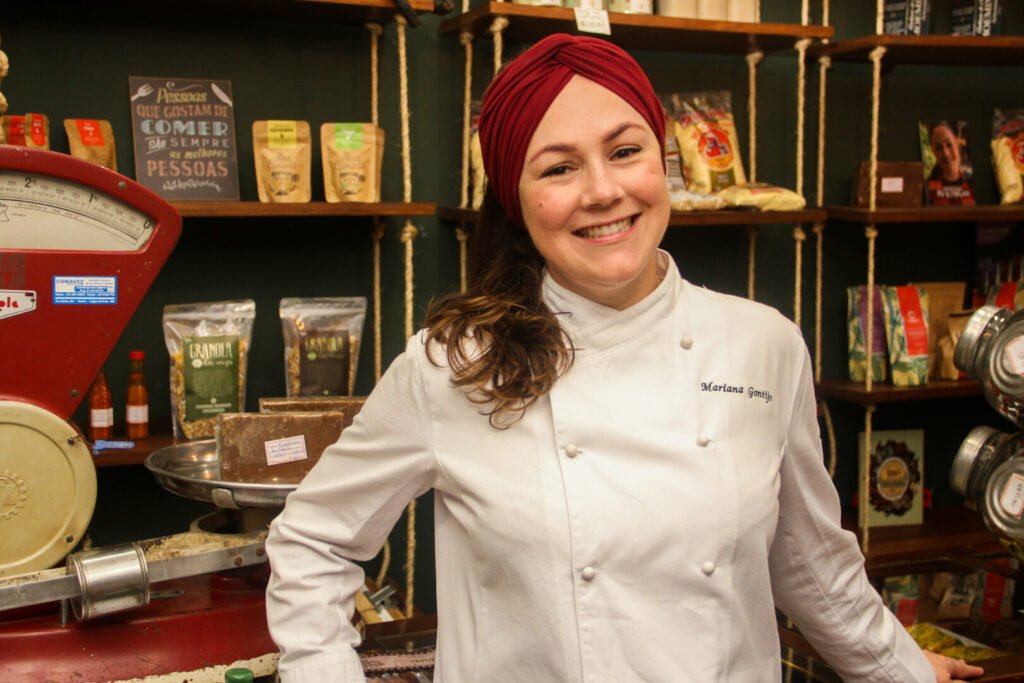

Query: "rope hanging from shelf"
(745, 50), (763, 182)
(793, 227), (806, 326)
(458, 31), (475, 292)
(490, 17), (509, 76)
(397, 13), (420, 617)
(747, 225), (758, 300)
(791, 36), (812, 330)
(862, 403), (877, 551)
(801, 0), (809, 25)
(367, 23), (383, 127)
(862, 226), (879, 554)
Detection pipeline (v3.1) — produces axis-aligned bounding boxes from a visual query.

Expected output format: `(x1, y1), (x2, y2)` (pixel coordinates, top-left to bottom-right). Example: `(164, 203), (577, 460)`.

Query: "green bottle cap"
(224, 668), (255, 683)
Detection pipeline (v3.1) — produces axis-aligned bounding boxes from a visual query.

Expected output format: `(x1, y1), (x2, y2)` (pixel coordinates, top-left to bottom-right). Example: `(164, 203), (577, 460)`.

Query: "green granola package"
(881, 285), (930, 386)
(847, 286), (888, 383)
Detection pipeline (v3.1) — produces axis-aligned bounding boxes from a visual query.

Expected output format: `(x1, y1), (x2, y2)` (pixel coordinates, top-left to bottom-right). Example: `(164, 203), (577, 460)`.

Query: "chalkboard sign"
(128, 76), (240, 201)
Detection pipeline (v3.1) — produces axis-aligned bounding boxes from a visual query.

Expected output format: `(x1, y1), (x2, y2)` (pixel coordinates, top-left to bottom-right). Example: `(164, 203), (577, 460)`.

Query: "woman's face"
(518, 76), (670, 310)
(931, 124), (962, 181)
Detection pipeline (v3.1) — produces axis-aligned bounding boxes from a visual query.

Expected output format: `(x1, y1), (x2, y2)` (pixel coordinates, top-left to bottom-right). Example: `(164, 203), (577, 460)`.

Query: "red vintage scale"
(0, 147), (283, 682)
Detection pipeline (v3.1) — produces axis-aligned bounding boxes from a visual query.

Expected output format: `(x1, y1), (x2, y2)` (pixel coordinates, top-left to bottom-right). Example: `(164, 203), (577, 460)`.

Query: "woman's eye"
(612, 146), (641, 160)
(541, 164), (570, 178)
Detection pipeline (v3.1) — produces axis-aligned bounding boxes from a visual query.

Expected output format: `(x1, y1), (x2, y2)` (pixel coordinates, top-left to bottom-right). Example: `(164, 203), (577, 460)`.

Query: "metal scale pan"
(146, 439), (297, 510)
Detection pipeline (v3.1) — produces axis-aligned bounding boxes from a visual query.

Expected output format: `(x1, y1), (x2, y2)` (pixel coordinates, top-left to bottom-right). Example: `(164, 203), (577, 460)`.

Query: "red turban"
(478, 33), (665, 227)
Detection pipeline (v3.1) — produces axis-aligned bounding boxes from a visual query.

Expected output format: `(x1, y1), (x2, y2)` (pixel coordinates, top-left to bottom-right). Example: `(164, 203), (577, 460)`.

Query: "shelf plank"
(843, 507), (1005, 577)
(825, 204), (1024, 225)
(809, 34), (1024, 65)
(440, 3), (832, 54)
(91, 433), (179, 468)
(815, 378), (982, 404)
(172, 201), (436, 218)
(437, 205), (827, 227)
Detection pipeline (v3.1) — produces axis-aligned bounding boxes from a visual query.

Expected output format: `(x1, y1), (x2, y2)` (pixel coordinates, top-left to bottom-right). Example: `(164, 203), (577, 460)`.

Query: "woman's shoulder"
(682, 281), (805, 348)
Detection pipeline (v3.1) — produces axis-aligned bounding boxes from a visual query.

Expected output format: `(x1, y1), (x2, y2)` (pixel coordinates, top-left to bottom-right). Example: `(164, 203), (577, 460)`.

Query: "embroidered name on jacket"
(700, 381), (773, 404)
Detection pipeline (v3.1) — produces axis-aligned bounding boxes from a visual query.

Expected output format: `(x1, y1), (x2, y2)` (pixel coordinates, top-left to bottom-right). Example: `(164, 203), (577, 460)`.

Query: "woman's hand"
(923, 650), (985, 682)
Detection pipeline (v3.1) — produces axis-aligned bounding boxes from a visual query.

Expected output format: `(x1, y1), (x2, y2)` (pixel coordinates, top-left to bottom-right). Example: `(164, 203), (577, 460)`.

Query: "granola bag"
(163, 300), (256, 439)
(64, 118), (117, 171)
(881, 285), (931, 386)
(280, 297), (367, 397)
(321, 123), (385, 203)
(669, 91), (747, 194)
(991, 108), (1024, 205)
(848, 286), (888, 383)
(253, 120), (311, 203)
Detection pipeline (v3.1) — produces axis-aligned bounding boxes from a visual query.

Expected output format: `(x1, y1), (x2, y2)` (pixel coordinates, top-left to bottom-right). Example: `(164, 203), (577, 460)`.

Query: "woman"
(926, 121), (975, 206)
(266, 34), (982, 682)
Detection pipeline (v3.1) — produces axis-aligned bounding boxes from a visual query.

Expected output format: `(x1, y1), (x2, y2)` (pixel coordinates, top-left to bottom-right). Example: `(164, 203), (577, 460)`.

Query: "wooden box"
(852, 161), (925, 208)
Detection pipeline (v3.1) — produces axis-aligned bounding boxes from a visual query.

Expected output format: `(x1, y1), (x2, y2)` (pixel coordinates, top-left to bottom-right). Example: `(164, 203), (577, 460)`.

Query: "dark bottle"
(87, 368), (113, 442)
(125, 350), (149, 439)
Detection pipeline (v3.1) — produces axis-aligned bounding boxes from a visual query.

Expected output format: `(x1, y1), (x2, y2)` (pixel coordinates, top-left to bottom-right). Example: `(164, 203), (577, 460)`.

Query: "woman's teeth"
(576, 217), (632, 238)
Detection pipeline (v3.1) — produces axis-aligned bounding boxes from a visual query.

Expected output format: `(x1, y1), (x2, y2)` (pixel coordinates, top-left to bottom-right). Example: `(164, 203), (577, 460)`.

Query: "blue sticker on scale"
(53, 276), (118, 305)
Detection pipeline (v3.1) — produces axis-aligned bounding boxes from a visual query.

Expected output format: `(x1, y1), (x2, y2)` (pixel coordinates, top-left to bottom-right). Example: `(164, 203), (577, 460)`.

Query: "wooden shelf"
(438, 205), (827, 227)
(825, 204), (1024, 225)
(91, 433), (179, 468)
(439, 2), (832, 54)
(172, 201), (436, 219)
(816, 378), (982, 405)
(844, 507), (1005, 578)
(809, 34), (1024, 65)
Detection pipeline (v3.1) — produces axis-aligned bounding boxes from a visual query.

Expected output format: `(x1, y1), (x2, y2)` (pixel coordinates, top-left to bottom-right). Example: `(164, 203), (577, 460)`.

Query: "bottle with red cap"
(125, 350), (149, 439)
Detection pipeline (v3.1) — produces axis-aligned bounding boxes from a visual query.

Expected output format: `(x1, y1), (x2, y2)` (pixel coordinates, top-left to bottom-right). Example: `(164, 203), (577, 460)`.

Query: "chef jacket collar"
(542, 250), (682, 355)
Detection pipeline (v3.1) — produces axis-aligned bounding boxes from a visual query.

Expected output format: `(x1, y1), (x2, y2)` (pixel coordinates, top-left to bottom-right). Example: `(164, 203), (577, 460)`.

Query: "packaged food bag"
(714, 182), (806, 211)
(914, 282), (966, 379)
(253, 120), (311, 203)
(669, 91), (747, 194)
(469, 100), (485, 210)
(848, 286), (888, 383)
(992, 108), (1024, 205)
(24, 113), (49, 150)
(321, 123), (384, 203)
(280, 297), (367, 397)
(64, 119), (117, 171)
(163, 300), (256, 439)
(2, 115), (26, 145)
(881, 285), (930, 386)
(987, 281), (1024, 310)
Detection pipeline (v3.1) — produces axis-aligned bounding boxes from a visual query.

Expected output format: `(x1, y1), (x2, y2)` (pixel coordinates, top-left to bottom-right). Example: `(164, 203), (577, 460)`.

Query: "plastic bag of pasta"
(668, 187), (727, 212)
(669, 91), (747, 194)
(163, 300), (255, 439)
(991, 108), (1024, 204)
(280, 297), (367, 397)
(714, 182), (806, 211)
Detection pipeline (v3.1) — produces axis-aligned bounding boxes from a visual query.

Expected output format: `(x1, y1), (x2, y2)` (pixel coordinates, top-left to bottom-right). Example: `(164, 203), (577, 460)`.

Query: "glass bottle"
(87, 368), (114, 442)
(951, 425), (1024, 555)
(224, 668), (254, 683)
(955, 305), (1024, 427)
(125, 350), (149, 439)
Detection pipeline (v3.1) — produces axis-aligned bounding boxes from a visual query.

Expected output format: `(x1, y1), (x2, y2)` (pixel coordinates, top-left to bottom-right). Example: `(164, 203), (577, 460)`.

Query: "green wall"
(3, 0), (1022, 614)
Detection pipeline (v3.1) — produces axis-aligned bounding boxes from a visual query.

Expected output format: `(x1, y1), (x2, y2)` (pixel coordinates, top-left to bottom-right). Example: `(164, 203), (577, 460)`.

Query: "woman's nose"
(580, 164), (624, 208)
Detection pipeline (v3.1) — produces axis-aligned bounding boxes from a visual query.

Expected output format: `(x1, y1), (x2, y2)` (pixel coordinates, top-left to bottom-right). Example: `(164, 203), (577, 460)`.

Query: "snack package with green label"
(320, 123), (384, 203)
(881, 285), (930, 386)
(280, 297), (367, 397)
(847, 285), (888, 383)
(163, 300), (256, 439)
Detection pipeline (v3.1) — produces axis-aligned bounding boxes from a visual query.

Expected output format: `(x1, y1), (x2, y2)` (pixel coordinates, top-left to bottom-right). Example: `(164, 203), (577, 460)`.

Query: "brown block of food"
(852, 161), (925, 208)
(259, 395), (365, 429)
(217, 411), (345, 484)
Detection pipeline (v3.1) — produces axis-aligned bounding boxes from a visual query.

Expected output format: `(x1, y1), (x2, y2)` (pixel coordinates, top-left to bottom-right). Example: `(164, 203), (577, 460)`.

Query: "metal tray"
(145, 439), (295, 509)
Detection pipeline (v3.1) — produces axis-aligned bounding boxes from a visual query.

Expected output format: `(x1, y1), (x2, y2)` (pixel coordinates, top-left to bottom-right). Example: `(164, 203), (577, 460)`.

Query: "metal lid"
(984, 457), (1024, 540)
(0, 400), (97, 577)
(956, 305), (1002, 377)
(951, 425), (999, 496)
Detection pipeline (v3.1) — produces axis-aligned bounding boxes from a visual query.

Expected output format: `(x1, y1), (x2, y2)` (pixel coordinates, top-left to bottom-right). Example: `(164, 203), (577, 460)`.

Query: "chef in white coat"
(266, 33), (983, 683)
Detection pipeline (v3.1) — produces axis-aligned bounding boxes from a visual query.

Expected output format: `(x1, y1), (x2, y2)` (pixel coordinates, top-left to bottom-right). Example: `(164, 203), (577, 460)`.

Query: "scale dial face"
(0, 170), (155, 252)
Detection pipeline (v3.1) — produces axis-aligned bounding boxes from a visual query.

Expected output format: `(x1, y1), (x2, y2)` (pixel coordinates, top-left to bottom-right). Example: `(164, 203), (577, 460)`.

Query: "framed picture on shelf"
(858, 429), (925, 528)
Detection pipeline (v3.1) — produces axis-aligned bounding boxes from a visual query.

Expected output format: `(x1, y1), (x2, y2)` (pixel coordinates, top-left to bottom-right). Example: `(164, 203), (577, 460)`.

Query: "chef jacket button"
(701, 561), (716, 576)
(679, 336), (694, 350)
(565, 443), (581, 458)
(581, 566), (597, 581)
(696, 435), (710, 448)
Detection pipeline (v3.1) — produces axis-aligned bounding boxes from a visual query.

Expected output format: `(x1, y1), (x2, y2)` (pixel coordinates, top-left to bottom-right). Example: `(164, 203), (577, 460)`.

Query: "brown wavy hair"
(423, 187), (575, 428)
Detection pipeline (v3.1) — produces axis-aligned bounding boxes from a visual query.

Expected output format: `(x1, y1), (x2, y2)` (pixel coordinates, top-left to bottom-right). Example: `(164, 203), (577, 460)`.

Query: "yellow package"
(669, 91), (746, 194)
(991, 108), (1024, 205)
(714, 182), (806, 211)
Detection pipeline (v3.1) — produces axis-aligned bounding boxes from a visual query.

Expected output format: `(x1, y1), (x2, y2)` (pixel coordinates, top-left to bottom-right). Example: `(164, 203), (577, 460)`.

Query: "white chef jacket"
(266, 251), (935, 682)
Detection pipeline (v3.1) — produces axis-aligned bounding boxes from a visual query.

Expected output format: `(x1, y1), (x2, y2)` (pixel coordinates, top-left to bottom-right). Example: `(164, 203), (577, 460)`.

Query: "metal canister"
(955, 305), (1024, 427)
(951, 425), (1024, 545)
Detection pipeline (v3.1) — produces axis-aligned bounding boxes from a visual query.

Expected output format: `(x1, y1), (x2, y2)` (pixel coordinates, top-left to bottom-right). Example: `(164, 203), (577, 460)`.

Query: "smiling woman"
(265, 33), (984, 683)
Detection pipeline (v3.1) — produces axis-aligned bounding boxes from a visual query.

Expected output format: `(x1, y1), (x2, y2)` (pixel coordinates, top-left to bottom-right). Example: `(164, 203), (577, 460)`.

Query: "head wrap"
(478, 34), (665, 227)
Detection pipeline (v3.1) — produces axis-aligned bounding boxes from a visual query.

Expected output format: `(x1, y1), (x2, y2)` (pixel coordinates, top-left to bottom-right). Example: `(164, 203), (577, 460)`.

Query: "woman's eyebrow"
(528, 122), (644, 165)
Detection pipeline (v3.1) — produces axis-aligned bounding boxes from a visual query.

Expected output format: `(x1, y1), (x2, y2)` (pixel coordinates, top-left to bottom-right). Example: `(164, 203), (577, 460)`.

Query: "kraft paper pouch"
(914, 282), (966, 379)
(848, 286), (888, 383)
(881, 285), (930, 386)
(253, 120), (311, 203)
(24, 112), (49, 150)
(65, 119), (117, 171)
(321, 123), (384, 203)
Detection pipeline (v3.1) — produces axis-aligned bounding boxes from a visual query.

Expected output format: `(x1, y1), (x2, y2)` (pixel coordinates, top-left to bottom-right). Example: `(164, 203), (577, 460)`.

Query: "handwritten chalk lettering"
(140, 119), (229, 137)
